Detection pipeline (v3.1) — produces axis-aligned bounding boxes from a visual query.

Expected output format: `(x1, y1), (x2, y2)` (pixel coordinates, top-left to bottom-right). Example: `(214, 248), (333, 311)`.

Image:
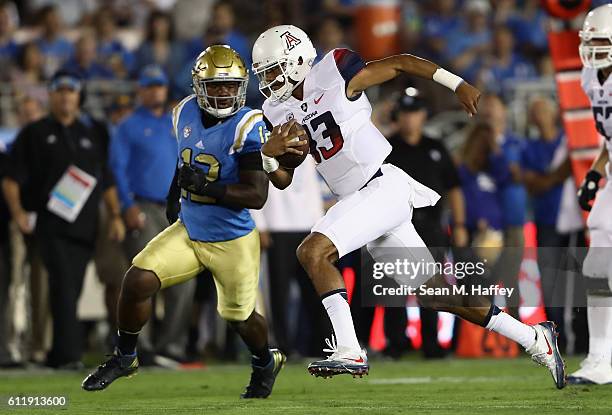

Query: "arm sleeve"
(332, 48), (366, 84)
(108, 121), (134, 209)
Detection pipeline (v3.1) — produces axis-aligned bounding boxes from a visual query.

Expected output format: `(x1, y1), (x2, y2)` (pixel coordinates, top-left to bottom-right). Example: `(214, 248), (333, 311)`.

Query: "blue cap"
(49, 70), (83, 91)
(138, 65), (168, 87)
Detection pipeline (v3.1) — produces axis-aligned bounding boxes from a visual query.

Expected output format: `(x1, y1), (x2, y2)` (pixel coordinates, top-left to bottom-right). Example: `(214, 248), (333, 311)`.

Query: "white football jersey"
(263, 49), (391, 197)
(581, 67), (612, 159)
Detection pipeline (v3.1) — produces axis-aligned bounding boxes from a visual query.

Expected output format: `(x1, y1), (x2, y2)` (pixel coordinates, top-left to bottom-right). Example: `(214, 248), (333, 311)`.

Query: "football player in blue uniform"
(83, 45), (286, 398)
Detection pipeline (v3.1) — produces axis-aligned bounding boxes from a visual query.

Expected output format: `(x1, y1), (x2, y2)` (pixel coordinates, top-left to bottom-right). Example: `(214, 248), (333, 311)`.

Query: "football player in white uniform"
(571, 3), (612, 385)
(252, 25), (566, 389)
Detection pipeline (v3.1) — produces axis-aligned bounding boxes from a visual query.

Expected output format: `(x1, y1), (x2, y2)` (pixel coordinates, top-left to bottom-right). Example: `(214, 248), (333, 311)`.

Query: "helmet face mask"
(252, 25), (317, 103)
(193, 77), (247, 118)
(579, 4), (612, 69)
(191, 45), (249, 118)
(253, 60), (295, 102)
(579, 36), (612, 69)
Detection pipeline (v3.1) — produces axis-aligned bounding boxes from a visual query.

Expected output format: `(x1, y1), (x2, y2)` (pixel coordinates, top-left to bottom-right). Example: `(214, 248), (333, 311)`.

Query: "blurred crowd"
(0, 0), (599, 369)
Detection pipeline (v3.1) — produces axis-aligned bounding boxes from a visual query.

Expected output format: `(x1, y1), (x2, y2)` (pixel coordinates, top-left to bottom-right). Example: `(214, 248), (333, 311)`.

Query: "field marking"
(369, 375), (529, 385)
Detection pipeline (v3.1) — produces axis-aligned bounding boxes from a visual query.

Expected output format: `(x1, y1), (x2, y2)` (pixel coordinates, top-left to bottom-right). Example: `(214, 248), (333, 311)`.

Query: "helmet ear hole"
(298, 56), (304, 65)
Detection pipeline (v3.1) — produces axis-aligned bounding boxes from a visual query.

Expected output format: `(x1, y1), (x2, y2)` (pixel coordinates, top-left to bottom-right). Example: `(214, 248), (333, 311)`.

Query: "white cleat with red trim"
(307, 336), (368, 378)
(526, 321), (566, 389)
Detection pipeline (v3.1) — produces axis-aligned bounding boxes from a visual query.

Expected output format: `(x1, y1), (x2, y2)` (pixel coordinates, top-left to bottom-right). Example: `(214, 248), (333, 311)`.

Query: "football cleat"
(568, 356), (612, 385)
(308, 336), (369, 378)
(526, 321), (566, 389)
(240, 349), (286, 399)
(81, 351), (139, 391)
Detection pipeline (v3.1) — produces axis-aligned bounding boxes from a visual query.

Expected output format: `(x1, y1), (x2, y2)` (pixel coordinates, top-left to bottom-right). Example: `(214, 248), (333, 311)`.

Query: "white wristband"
(261, 152), (280, 173)
(433, 68), (463, 92)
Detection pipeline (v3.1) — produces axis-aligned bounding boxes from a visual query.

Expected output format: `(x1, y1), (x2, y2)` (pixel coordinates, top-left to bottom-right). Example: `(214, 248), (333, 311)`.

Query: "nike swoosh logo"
(544, 335), (553, 355)
(314, 93), (324, 104)
(352, 357), (365, 363)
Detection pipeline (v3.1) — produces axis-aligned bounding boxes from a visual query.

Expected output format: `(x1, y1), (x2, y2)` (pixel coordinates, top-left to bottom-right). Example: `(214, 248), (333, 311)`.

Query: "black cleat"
(82, 352), (139, 391)
(240, 349), (286, 399)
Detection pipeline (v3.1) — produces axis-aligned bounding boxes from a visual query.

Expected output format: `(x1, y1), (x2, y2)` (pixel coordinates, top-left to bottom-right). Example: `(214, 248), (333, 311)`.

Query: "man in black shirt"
(384, 88), (467, 358)
(2, 71), (125, 368)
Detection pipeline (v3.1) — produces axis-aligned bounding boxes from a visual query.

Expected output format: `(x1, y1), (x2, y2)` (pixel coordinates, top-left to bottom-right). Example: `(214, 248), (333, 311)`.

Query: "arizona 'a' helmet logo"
(281, 31), (301, 50)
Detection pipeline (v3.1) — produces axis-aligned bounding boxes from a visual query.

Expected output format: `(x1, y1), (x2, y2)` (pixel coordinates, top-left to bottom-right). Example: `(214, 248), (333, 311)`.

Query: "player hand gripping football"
(261, 120), (308, 158)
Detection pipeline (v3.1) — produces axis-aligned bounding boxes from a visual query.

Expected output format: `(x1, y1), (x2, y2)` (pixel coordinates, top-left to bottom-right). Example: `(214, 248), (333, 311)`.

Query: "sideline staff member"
(385, 88), (467, 358)
(2, 70), (125, 368)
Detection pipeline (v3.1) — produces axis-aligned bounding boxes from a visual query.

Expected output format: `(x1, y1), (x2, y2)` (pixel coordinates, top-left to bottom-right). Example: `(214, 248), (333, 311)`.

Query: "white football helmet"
(252, 25), (317, 102)
(579, 4), (612, 69)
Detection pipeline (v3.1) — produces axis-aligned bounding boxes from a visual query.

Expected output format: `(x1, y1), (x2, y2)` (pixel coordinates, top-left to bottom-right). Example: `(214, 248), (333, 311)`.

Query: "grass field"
(1, 357), (611, 414)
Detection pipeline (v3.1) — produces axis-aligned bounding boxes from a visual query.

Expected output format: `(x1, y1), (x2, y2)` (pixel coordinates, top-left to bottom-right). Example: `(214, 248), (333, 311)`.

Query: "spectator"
(503, 0), (549, 60)
(109, 65), (194, 364)
(251, 158), (327, 357)
(521, 97), (575, 351)
(183, 2), (254, 102)
(28, 0), (97, 27)
(314, 17), (347, 59)
(16, 96), (45, 126)
(479, 93), (527, 318)
(62, 31), (114, 80)
(106, 94), (134, 134)
(11, 96), (48, 365)
(420, 0), (459, 62)
(459, 122), (510, 236)
(35, 5), (74, 78)
(478, 26), (537, 96)
(0, 140), (13, 367)
(134, 10), (185, 95)
(9, 42), (48, 107)
(93, 8), (133, 79)
(385, 88), (467, 359)
(0, 2), (18, 76)
(447, 0), (492, 82)
(1, 70), (124, 369)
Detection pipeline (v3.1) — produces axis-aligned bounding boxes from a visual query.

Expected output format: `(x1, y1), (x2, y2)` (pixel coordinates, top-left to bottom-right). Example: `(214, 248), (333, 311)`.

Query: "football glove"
(577, 170), (602, 212)
(178, 163), (209, 195)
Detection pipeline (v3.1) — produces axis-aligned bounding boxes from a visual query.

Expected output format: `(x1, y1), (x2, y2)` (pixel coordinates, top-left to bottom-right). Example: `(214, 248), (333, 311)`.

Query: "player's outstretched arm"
(347, 54), (481, 116)
(261, 121), (306, 190)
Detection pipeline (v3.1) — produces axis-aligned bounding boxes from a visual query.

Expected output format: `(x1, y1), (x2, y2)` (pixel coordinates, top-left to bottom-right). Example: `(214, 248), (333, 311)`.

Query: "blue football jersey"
(172, 95), (266, 242)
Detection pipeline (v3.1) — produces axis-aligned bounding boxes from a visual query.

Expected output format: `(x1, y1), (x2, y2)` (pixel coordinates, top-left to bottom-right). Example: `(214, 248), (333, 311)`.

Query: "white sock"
(486, 309), (536, 350)
(321, 291), (361, 351)
(586, 295), (612, 363)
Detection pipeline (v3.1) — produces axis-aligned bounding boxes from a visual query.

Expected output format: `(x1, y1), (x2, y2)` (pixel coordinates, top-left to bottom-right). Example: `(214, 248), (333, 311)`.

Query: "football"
(276, 121), (310, 169)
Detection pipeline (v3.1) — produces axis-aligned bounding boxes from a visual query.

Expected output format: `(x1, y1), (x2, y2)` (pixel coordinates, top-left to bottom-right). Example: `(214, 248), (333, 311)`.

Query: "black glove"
(178, 163), (209, 195)
(577, 170), (602, 211)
